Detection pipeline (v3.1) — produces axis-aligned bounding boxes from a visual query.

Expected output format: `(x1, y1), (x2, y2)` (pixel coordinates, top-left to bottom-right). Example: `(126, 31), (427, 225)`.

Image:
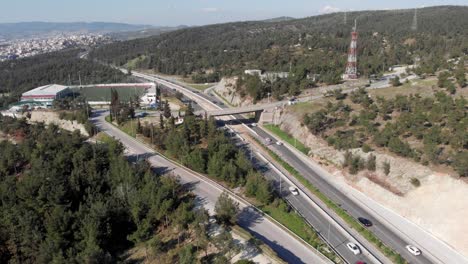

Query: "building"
(244, 69), (290, 83)
(244, 69), (262, 76)
(21, 84), (71, 107)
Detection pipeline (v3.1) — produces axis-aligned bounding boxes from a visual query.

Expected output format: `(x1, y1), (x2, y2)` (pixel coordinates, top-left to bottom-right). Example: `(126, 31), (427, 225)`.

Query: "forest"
(0, 48), (130, 107)
(0, 115), (255, 263)
(89, 6), (468, 99)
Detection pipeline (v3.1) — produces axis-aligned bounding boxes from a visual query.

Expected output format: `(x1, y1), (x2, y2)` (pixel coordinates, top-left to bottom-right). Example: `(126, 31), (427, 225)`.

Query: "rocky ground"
(30, 110), (89, 136)
(213, 77), (254, 107)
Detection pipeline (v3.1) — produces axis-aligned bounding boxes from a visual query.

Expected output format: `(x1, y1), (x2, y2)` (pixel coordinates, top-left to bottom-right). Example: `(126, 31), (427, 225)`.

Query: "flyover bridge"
(196, 101), (284, 117)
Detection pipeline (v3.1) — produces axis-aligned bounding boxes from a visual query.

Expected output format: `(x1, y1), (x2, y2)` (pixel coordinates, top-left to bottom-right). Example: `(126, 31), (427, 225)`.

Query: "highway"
(250, 126), (433, 264)
(130, 71), (385, 264)
(229, 132), (377, 264)
(129, 70), (457, 264)
(91, 109), (331, 264)
(207, 95), (443, 264)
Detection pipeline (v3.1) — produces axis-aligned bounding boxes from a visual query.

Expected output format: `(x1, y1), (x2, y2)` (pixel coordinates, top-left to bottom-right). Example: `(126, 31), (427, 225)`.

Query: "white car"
(251, 123), (257, 127)
(289, 186), (299, 196)
(265, 137), (272, 143)
(276, 141), (283, 146)
(346, 242), (361, 255)
(406, 245), (421, 256)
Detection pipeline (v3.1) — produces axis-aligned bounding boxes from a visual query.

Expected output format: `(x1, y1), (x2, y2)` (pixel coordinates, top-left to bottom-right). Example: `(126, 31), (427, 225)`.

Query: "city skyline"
(2, 0), (467, 26)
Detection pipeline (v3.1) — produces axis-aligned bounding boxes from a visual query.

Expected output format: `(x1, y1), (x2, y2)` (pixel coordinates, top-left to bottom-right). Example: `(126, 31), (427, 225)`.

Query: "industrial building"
(21, 84), (71, 106)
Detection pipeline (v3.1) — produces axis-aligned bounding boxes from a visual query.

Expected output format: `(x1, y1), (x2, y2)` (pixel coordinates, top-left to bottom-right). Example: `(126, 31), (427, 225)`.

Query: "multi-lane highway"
(129, 70), (467, 264)
(228, 131), (378, 264)
(91, 110), (331, 264)
(130, 71), (386, 264)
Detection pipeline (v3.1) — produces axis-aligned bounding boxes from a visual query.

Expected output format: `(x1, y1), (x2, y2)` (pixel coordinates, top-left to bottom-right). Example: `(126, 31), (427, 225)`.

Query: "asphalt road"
(137, 72), (438, 264)
(133, 72), (381, 263)
(175, 75), (435, 264)
(250, 126), (433, 264)
(229, 134), (375, 264)
(91, 110), (330, 264)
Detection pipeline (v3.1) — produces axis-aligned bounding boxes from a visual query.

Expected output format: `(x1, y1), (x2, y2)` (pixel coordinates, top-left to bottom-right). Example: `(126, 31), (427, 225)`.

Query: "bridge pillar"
(254, 110), (263, 123)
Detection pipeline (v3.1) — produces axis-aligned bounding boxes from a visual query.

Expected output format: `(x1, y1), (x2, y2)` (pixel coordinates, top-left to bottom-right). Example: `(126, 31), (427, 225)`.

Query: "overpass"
(196, 101), (285, 120)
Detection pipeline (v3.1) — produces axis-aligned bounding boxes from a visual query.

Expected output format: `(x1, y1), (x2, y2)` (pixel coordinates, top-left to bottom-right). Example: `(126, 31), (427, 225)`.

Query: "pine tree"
(159, 114), (164, 129)
(185, 102), (194, 116)
(163, 100), (172, 118)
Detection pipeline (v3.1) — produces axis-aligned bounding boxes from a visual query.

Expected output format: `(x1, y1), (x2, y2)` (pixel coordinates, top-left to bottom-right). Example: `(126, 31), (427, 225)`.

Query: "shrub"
(366, 154), (376, 171)
(383, 161), (391, 176)
(410, 177), (421, 187)
(362, 144), (372, 153)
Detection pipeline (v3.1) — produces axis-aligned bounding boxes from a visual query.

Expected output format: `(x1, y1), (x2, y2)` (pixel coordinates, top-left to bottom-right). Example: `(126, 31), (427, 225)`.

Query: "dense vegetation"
(0, 48), (130, 107)
(0, 115), (263, 263)
(304, 87), (468, 176)
(90, 6), (468, 99)
(0, 115), (205, 263)
(136, 104), (274, 203)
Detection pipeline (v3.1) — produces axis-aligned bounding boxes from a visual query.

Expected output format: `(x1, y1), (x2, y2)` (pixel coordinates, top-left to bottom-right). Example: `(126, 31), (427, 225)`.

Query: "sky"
(1, 0), (467, 26)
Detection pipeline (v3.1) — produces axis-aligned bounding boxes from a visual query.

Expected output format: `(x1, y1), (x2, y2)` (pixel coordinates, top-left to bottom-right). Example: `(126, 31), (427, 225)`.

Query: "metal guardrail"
(100, 114), (333, 264)
(284, 198), (348, 264)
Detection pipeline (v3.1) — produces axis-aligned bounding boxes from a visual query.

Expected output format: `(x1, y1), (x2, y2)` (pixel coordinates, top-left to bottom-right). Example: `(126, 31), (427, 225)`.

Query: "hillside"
(108, 25), (189, 40)
(90, 6), (468, 81)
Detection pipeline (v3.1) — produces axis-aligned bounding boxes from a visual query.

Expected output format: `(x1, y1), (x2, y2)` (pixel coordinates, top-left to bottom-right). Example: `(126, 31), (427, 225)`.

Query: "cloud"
(319, 5), (341, 14)
(201, 7), (219, 13)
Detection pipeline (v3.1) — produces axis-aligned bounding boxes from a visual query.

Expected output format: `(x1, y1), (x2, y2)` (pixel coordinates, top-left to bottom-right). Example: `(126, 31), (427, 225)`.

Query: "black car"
(358, 217), (373, 227)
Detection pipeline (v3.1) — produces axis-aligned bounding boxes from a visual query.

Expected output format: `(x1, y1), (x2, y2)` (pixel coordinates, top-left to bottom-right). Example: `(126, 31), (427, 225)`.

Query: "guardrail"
(99, 113), (333, 264)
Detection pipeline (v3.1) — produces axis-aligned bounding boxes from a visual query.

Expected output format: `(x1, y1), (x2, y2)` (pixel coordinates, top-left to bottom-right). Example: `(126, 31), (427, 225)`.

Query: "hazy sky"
(2, 0), (467, 26)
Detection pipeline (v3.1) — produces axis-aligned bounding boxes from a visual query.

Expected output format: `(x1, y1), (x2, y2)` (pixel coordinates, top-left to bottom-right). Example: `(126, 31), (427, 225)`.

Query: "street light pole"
(279, 174), (282, 196)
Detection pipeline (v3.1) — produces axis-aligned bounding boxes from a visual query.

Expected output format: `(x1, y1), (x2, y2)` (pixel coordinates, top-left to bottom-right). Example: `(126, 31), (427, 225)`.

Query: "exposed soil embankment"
(30, 110), (89, 136)
(213, 78), (254, 107)
(277, 108), (468, 256)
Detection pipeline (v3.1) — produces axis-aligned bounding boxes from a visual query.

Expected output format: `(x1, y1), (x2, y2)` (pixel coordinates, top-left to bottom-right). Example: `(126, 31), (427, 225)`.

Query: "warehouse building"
(21, 84), (71, 107)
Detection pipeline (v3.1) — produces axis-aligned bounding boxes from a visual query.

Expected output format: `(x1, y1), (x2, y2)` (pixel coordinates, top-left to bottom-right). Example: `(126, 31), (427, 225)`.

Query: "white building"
(21, 84), (71, 107)
(244, 69), (262, 76)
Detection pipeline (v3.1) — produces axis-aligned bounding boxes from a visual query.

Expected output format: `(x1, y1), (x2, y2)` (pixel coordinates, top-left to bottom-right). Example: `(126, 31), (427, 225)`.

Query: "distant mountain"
(0, 22), (153, 40)
(262, 16), (295, 23)
(109, 25), (189, 40)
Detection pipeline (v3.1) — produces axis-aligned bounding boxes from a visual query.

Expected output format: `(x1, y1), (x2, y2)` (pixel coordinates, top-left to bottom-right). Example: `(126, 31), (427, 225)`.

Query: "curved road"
(91, 110), (330, 264)
(131, 70), (462, 264)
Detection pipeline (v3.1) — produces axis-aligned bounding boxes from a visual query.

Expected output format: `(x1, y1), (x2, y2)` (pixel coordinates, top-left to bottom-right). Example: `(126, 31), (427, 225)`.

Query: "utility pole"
(79, 71), (82, 87)
(279, 175), (282, 195)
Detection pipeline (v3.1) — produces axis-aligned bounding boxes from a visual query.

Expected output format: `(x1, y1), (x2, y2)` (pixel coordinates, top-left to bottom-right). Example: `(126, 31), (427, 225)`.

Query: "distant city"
(0, 33), (111, 61)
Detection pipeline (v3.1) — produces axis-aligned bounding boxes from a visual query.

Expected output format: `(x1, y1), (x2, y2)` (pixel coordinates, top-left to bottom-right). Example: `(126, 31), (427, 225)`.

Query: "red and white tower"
(343, 20), (358, 80)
